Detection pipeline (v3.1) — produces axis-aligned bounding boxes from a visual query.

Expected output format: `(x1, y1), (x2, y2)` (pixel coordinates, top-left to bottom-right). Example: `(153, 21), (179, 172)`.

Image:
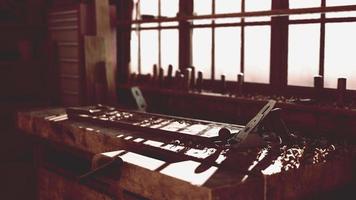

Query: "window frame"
(286, 0), (356, 97)
(125, 0), (356, 97)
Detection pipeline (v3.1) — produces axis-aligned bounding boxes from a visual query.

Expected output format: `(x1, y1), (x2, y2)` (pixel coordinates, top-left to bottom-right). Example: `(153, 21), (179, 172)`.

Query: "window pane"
(326, 0), (356, 18)
(140, 0), (158, 16)
(215, 0), (241, 23)
(194, 0), (212, 15)
(161, 0), (179, 27)
(193, 0), (212, 24)
(130, 31), (139, 74)
(215, 27), (241, 81)
(141, 30), (158, 75)
(161, 0), (179, 17)
(193, 28), (212, 79)
(288, 24), (320, 87)
(324, 22), (356, 90)
(289, 0), (321, 20)
(161, 29), (179, 74)
(244, 26), (271, 83)
(245, 0), (271, 22)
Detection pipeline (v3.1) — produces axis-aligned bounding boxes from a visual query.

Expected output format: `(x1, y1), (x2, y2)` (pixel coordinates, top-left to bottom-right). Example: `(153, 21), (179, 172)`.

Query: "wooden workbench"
(17, 108), (355, 200)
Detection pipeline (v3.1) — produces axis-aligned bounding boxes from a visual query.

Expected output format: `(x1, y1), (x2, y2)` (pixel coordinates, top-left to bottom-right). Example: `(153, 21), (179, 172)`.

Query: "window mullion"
(319, 0), (326, 76)
(241, 0), (245, 74)
(158, 0), (162, 69)
(211, 0), (216, 80)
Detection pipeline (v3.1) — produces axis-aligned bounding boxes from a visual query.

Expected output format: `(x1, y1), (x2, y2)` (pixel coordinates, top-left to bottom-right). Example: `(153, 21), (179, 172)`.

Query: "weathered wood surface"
(38, 167), (112, 200)
(84, 36), (106, 104)
(94, 0), (117, 105)
(17, 108), (355, 200)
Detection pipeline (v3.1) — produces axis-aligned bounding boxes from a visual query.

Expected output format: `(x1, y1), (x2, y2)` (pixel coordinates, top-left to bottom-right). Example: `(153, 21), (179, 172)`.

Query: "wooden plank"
(84, 36), (106, 104)
(38, 167), (112, 200)
(94, 0), (117, 105)
(59, 62), (80, 76)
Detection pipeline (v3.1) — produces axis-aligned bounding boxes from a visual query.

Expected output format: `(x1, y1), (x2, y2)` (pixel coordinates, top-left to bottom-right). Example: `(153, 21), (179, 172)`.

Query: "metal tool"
(229, 100), (276, 148)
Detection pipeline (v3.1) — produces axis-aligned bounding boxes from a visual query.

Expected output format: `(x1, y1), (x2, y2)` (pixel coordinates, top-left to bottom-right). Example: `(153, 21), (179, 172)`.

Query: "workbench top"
(17, 107), (355, 200)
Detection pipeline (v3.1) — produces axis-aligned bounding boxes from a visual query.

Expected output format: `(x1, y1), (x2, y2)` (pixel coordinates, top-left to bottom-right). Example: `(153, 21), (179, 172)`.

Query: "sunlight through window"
(289, 0), (321, 20)
(193, 0), (212, 24)
(161, 30), (179, 74)
(326, 0), (356, 18)
(245, 0), (271, 22)
(141, 30), (158, 75)
(193, 28), (212, 79)
(288, 24), (320, 87)
(130, 31), (139, 74)
(140, 0), (158, 16)
(215, 27), (241, 81)
(244, 26), (271, 83)
(161, 0), (179, 26)
(324, 22), (356, 89)
(215, 0), (241, 23)
(161, 0), (179, 17)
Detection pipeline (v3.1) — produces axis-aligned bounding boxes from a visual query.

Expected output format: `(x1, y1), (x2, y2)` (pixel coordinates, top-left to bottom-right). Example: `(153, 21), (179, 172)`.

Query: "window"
(288, 24), (320, 87)
(192, 0), (271, 82)
(289, 0), (321, 20)
(128, 0), (356, 95)
(192, 28), (212, 79)
(288, 0), (356, 90)
(324, 22), (356, 89)
(215, 27), (240, 80)
(326, 0), (356, 18)
(130, 0), (179, 76)
(244, 26), (270, 83)
(288, 1), (321, 87)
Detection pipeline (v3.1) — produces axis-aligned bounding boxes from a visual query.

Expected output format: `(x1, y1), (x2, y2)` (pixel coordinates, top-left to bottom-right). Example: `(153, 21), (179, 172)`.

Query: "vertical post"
(94, 0), (118, 105)
(179, 0), (193, 70)
(337, 78), (347, 106)
(116, 0), (133, 85)
(314, 75), (323, 101)
(270, 0), (289, 94)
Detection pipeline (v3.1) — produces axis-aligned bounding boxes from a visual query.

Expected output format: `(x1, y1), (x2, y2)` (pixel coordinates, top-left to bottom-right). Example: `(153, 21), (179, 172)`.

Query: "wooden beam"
(93, 0), (117, 105)
(119, 5), (356, 25)
(84, 36), (106, 104)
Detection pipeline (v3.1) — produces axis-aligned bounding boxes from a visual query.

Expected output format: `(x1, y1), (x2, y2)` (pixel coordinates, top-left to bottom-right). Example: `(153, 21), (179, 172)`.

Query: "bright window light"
(288, 24), (320, 87)
(193, 0), (212, 24)
(289, 0), (321, 20)
(215, 0), (241, 23)
(161, 0), (179, 26)
(161, 0), (179, 17)
(140, 0), (158, 16)
(244, 26), (271, 83)
(141, 30), (158, 75)
(193, 28), (212, 79)
(130, 31), (139, 74)
(324, 22), (356, 90)
(161, 29), (179, 74)
(326, 0), (356, 18)
(215, 27), (241, 81)
(245, 0), (271, 22)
